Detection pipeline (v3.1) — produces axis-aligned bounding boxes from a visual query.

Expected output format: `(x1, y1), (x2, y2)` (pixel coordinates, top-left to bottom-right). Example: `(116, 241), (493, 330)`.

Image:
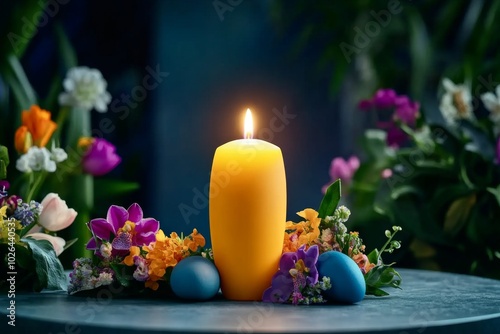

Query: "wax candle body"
(209, 139), (286, 300)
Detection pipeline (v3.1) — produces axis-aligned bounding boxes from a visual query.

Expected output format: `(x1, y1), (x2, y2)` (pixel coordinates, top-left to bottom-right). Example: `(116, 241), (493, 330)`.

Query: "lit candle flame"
(244, 108), (253, 139)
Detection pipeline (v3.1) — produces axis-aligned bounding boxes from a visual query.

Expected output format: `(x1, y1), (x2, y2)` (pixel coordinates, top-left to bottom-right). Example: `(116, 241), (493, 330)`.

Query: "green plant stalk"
(25, 171), (47, 203)
(377, 229), (400, 263)
(60, 107), (93, 265)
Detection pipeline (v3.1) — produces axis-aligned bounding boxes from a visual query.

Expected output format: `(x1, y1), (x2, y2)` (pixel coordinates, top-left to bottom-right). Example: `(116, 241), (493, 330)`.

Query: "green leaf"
(318, 179), (341, 218)
(361, 129), (394, 161)
(21, 237), (67, 291)
(366, 248), (380, 265)
(110, 263), (133, 288)
(55, 23), (78, 69)
(94, 179), (141, 199)
(0, 0), (47, 58)
(443, 194), (476, 236)
(3, 53), (37, 108)
(487, 186), (500, 206)
(0, 145), (9, 179)
(407, 9), (432, 99)
(364, 265), (402, 297)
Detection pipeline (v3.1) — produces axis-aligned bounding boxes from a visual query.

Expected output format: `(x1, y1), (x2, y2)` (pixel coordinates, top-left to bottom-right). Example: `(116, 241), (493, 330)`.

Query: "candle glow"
(244, 108), (253, 139)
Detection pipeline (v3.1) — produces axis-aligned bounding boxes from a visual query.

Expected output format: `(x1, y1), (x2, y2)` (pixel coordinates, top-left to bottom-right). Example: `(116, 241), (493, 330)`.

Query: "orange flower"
(14, 126), (33, 153)
(282, 208), (321, 253)
(17, 105), (57, 150)
(184, 228), (206, 252)
(123, 246), (141, 266)
(352, 253), (375, 274)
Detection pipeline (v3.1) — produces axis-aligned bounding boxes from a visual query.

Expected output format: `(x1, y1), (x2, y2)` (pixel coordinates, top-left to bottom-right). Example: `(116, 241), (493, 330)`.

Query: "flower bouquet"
(68, 180), (403, 304)
(0, 181), (77, 292)
(333, 80), (500, 279)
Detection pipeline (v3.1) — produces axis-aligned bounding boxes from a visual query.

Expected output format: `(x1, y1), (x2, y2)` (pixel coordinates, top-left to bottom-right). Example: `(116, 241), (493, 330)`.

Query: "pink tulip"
(28, 233), (66, 256)
(39, 193), (77, 232)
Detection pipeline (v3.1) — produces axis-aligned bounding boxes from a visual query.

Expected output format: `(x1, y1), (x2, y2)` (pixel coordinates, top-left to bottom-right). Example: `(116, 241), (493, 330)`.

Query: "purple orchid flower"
(262, 245), (319, 304)
(359, 89), (420, 148)
(81, 138), (121, 176)
(86, 203), (159, 256)
(359, 88), (398, 110)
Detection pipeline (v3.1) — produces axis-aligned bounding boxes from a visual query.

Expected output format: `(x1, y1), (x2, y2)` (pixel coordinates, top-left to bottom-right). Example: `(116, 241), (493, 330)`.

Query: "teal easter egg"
(170, 256), (220, 300)
(317, 251), (366, 304)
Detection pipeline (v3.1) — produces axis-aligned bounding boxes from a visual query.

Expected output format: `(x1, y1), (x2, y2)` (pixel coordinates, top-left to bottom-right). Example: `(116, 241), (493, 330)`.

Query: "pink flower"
(38, 193), (77, 232)
(81, 138), (121, 176)
(322, 156), (360, 194)
(28, 233), (66, 256)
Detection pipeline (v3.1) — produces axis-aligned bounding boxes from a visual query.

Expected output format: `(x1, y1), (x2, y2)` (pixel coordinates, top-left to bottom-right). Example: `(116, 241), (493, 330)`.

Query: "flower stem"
(19, 220), (38, 238)
(25, 171), (47, 203)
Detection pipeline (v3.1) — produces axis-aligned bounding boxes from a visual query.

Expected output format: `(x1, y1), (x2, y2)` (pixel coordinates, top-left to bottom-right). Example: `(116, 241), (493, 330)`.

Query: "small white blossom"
(16, 147), (56, 172)
(58, 66), (111, 112)
(50, 144), (68, 163)
(439, 78), (474, 125)
(480, 85), (500, 126)
(16, 155), (31, 172)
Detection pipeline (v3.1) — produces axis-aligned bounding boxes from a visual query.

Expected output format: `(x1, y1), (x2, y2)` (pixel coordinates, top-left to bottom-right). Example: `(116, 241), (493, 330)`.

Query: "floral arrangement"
(68, 180), (402, 305)
(68, 203), (209, 294)
(329, 79), (500, 279)
(0, 182), (77, 291)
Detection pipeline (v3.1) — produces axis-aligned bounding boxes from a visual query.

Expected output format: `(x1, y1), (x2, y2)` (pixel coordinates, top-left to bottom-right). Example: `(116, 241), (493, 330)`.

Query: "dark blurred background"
(2, 0), (500, 249)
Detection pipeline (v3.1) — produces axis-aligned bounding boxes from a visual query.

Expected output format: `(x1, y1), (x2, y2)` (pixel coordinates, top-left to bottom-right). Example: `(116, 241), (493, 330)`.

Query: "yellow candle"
(209, 109), (286, 300)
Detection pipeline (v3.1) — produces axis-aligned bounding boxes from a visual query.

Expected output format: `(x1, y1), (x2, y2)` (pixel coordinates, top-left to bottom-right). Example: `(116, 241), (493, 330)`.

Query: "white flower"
(16, 147), (56, 172)
(58, 66), (111, 112)
(16, 155), (31, 172)
(439, 78), (474, 125)
(50, 144), (68, 163)
(480, 85), (500, 125)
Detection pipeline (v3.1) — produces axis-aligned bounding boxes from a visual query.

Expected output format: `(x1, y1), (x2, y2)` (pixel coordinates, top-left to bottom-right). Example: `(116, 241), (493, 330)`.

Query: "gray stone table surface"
(1, 269), (500, 334)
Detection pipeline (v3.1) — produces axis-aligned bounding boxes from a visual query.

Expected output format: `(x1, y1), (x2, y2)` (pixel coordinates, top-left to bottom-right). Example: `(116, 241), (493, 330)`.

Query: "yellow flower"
(283, 208), (321, 252)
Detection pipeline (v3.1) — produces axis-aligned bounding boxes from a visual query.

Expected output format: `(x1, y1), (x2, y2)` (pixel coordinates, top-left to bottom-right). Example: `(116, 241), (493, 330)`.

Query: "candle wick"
(245, 133), (253, 140)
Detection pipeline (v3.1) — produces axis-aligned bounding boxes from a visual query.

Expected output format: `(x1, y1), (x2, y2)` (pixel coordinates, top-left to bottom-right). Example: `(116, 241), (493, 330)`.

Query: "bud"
(14, 126), (33, 153)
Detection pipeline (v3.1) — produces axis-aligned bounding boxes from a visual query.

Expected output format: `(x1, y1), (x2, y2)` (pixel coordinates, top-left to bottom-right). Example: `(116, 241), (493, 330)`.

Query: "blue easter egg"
(317, 251), (366, 304)
(170, 256), (220, 300)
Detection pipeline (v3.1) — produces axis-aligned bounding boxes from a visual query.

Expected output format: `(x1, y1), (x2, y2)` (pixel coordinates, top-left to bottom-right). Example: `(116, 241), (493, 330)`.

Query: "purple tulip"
(81, 138), (121, 176)
(86, 203), (160, 256)
(322, 156), (360, 194)
(262, 245), (319, 304)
